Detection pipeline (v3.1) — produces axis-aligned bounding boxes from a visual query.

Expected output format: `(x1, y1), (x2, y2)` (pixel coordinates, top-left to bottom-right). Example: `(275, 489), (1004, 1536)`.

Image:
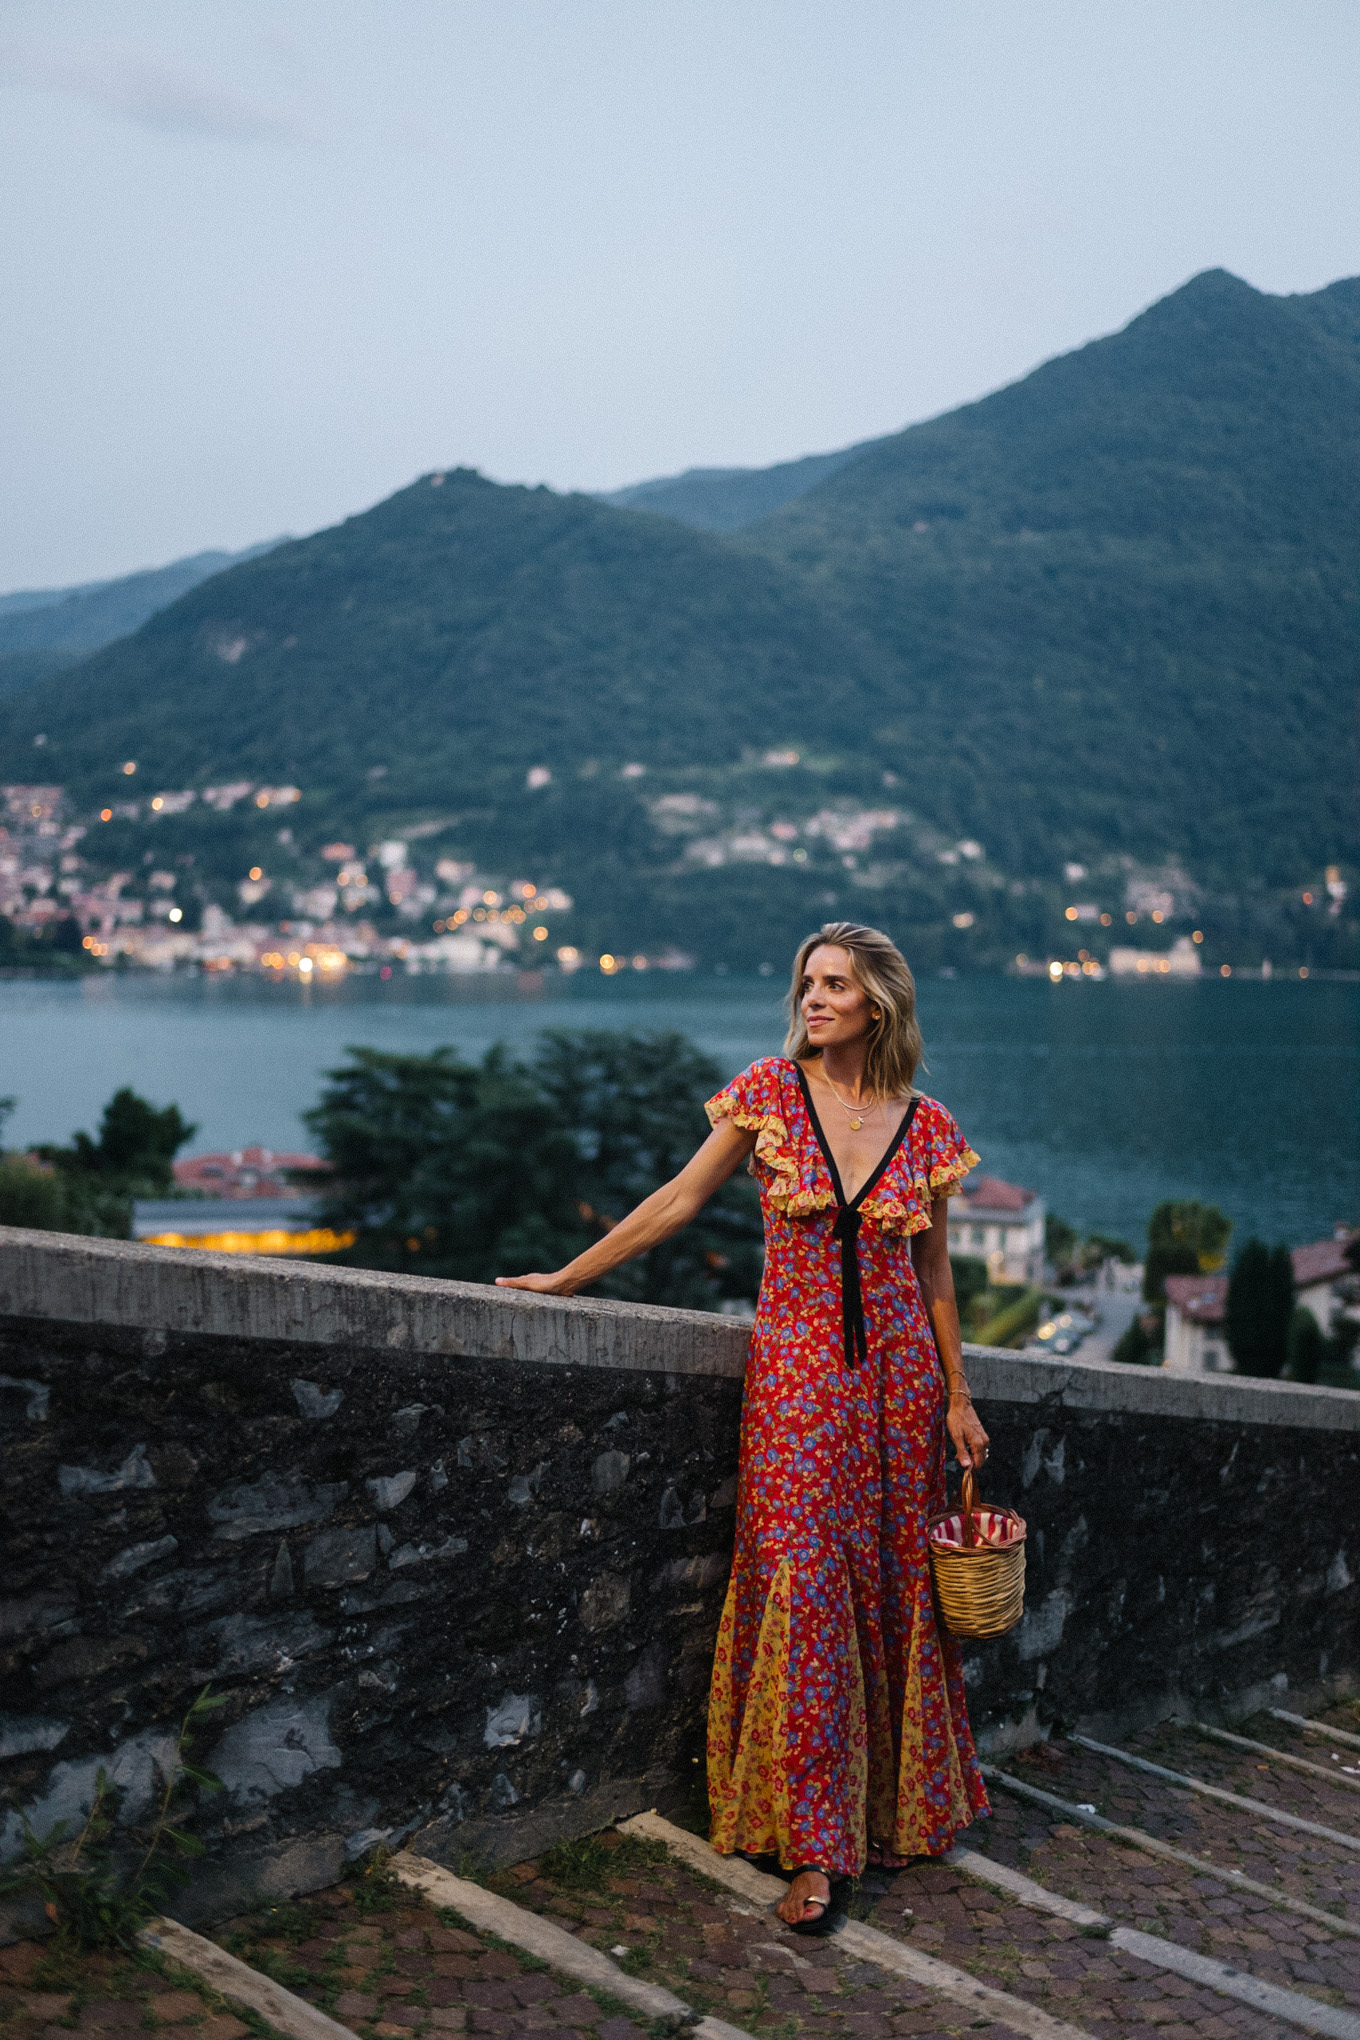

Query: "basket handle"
(961, 1466), (979, 1547)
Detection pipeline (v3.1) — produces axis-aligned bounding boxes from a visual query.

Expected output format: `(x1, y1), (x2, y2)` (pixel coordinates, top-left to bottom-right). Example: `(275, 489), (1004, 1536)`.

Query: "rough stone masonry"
(0, 1228), (1356, 1924)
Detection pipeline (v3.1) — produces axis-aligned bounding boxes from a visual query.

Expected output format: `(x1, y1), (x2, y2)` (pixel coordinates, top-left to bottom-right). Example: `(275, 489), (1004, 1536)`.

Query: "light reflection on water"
(2, 969), (1355, 1249)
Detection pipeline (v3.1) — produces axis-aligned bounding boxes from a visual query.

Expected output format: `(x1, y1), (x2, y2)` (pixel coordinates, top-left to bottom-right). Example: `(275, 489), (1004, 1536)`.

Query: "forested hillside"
(740, 268), (1360, 888)
(0, 269), (1354, 971)
(2, 473), (881, 799)
(599, 440), (877, 531)
(0, 540), (285, 699)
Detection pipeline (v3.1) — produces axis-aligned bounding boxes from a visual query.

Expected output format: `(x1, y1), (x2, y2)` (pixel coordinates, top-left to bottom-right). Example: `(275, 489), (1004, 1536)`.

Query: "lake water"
(1, 970), (1355, 1252)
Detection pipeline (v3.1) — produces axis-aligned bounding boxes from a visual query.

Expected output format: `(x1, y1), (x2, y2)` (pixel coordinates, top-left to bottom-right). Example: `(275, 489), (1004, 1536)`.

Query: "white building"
(1292, 1232), (1355, 1333)
(1162, 1275), (1230, 1373)
(947, 1175), (1046, 1283)
(1108, 935), (1202, 977)
(1164, 1230), (1357, 1374)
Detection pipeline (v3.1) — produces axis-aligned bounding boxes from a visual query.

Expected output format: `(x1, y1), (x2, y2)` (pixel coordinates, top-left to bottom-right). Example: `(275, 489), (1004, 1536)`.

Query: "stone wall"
(1, 1228), (1357, 1924)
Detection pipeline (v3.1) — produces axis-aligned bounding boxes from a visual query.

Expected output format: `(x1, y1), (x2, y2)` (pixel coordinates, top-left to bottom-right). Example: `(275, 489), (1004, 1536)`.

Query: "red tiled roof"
(1291, 1238), (1352, 1288)
(1164, 1274), (1227, 1323)
(173, 1145), (324, 1200)
(959, 1174), (1037, 1214)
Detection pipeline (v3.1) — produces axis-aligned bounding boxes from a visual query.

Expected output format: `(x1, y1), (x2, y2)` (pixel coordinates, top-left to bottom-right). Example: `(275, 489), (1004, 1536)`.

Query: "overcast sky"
(4, 0), (1358, 587)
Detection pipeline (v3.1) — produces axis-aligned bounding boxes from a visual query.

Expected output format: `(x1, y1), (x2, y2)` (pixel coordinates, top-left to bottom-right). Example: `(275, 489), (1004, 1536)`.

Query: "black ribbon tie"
(832, 1204), (868, 1368)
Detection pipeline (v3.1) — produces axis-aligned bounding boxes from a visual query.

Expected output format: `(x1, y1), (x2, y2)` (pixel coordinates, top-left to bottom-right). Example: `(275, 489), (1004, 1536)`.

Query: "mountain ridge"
(1, 267), (1354, 972)
(0, 539), (289, 694)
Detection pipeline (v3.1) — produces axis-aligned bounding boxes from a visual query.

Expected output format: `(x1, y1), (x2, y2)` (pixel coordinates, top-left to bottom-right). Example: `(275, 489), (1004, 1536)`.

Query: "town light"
(1064, 906), (1078, 921)
(249, 866), (263, 881)
(533, 926), (548, 941)
(1048, 961), (1063, 980)
(122, 761), (136, 775)
(100, 809), (112, 822)
(168, 908), (182, 923)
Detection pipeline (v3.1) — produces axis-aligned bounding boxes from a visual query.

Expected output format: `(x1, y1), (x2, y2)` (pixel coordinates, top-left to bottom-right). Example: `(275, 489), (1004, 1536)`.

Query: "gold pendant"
(849, 1116), (863, 1130)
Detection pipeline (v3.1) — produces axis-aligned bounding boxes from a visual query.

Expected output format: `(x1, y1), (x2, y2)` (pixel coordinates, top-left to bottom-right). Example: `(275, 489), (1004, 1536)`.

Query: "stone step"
(1071, 1735), (1360, 1852)
(1020, 1732), (1360, 1928)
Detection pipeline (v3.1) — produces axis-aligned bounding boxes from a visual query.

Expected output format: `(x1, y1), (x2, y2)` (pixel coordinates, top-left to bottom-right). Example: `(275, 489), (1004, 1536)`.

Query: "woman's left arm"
(911, 1197), (991, 1472)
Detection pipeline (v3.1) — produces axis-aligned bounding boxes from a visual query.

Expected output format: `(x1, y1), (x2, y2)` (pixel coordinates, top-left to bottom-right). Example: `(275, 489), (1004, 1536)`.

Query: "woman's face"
(799, 944), (876, 1050)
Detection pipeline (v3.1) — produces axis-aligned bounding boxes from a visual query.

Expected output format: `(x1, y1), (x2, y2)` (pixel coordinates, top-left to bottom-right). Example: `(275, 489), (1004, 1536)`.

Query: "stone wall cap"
(2, 1225), (1357, 1429)
(0, 1224), (750, 1378)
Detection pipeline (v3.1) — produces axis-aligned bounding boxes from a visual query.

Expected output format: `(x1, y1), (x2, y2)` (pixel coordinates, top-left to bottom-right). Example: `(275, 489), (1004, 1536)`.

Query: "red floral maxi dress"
(704, 1056), (990, 1877)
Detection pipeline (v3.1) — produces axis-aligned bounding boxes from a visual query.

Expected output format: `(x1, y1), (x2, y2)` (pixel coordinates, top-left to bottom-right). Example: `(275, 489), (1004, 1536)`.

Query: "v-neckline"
(793, 1062), (918, 1210)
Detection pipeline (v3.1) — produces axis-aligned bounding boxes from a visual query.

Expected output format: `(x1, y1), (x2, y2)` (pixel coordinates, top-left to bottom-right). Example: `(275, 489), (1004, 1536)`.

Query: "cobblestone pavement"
(867, 1707), (1360, 2038)
(215, 1858), (679, 2040)
(496, 1817), (1318, 2040)
(0, 1934), (254, 2040)
(980, 1717), (1359, 1988)
(5, 1705), (1357, 2040)
(481, 1828), (1027, 2040)
(486, 1703), (1360, 2040)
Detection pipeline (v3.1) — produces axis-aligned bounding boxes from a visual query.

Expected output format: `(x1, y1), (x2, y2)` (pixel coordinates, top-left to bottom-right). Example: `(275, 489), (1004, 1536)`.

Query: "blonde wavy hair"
(783, 921), (924, 1098)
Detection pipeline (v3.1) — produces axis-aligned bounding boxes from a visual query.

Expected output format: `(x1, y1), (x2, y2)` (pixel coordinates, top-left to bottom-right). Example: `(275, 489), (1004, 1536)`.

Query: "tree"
(304, 1044), (584, 1281)
(1144, 1200), (1232, 1302)
(0, 1098), (68, 1230)
(1045, 1214), (1080, 1280)
(35, 1088), (197, 1236)
(1225, 1239), (1294, 1377)
(1287, 1306), (1324, 1385)
(527, 1030), (763, 1308)
(303, 1030), (764, 1310)
(59, 1088), (197, 1189)
(1087, 1234), (1136, 1267)
(1112, 1314), (1158, 1365)
(950, 1255), (989, 1317)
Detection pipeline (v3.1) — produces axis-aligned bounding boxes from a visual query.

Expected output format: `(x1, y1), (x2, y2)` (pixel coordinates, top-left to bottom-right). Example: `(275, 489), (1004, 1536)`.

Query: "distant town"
(0, 772), (1351, 981)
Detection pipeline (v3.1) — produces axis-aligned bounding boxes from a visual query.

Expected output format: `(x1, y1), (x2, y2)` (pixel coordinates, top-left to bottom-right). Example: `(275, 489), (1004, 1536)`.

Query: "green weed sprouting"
(0, 1687), (226, 1952)
(538, 1830), (667, 1892)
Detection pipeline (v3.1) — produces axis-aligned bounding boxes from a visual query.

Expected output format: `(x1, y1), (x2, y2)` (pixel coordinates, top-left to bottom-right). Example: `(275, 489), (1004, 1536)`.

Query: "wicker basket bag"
(928, 1467), (1027, 1639)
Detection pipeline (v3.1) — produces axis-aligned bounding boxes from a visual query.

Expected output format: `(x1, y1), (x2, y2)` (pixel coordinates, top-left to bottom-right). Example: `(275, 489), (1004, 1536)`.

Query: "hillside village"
(2, 773), (1348, 981)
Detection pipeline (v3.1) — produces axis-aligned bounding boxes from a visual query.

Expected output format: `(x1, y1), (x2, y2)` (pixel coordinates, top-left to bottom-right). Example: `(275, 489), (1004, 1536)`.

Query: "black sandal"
(783, 1865), (839, 1937)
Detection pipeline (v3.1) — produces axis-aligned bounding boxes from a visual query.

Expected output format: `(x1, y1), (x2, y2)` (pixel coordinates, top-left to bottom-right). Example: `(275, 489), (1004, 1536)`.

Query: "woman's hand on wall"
(496, 1268), (581, 1295)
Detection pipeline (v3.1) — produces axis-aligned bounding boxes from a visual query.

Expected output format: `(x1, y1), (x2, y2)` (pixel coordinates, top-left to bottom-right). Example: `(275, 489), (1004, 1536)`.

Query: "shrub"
(1225, 1239), (1294, 1377)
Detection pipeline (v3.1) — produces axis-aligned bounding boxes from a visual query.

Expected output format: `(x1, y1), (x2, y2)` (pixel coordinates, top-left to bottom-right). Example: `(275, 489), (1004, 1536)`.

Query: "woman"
(498, 922), (990, 1931)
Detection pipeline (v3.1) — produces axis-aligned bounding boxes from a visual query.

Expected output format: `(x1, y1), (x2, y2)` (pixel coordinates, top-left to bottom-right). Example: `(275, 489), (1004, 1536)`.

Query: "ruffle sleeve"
(705, 1058), (818, 1213)
(859, 1096), (979, 1236)
(918, 1099), (980, 1197)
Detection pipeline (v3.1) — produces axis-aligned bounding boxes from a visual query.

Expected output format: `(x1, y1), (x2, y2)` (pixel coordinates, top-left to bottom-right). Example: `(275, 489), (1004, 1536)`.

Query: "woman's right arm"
(494, 1117), (758, 1296)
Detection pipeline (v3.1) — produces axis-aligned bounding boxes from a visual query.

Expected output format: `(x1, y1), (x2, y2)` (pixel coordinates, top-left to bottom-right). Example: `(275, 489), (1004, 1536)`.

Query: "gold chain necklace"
(819, 1066), (882, 1133)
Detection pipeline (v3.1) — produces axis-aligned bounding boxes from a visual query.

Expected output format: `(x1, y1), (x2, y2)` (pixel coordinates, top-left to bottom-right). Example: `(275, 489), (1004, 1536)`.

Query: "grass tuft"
(539, 1830), (667, 1893)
